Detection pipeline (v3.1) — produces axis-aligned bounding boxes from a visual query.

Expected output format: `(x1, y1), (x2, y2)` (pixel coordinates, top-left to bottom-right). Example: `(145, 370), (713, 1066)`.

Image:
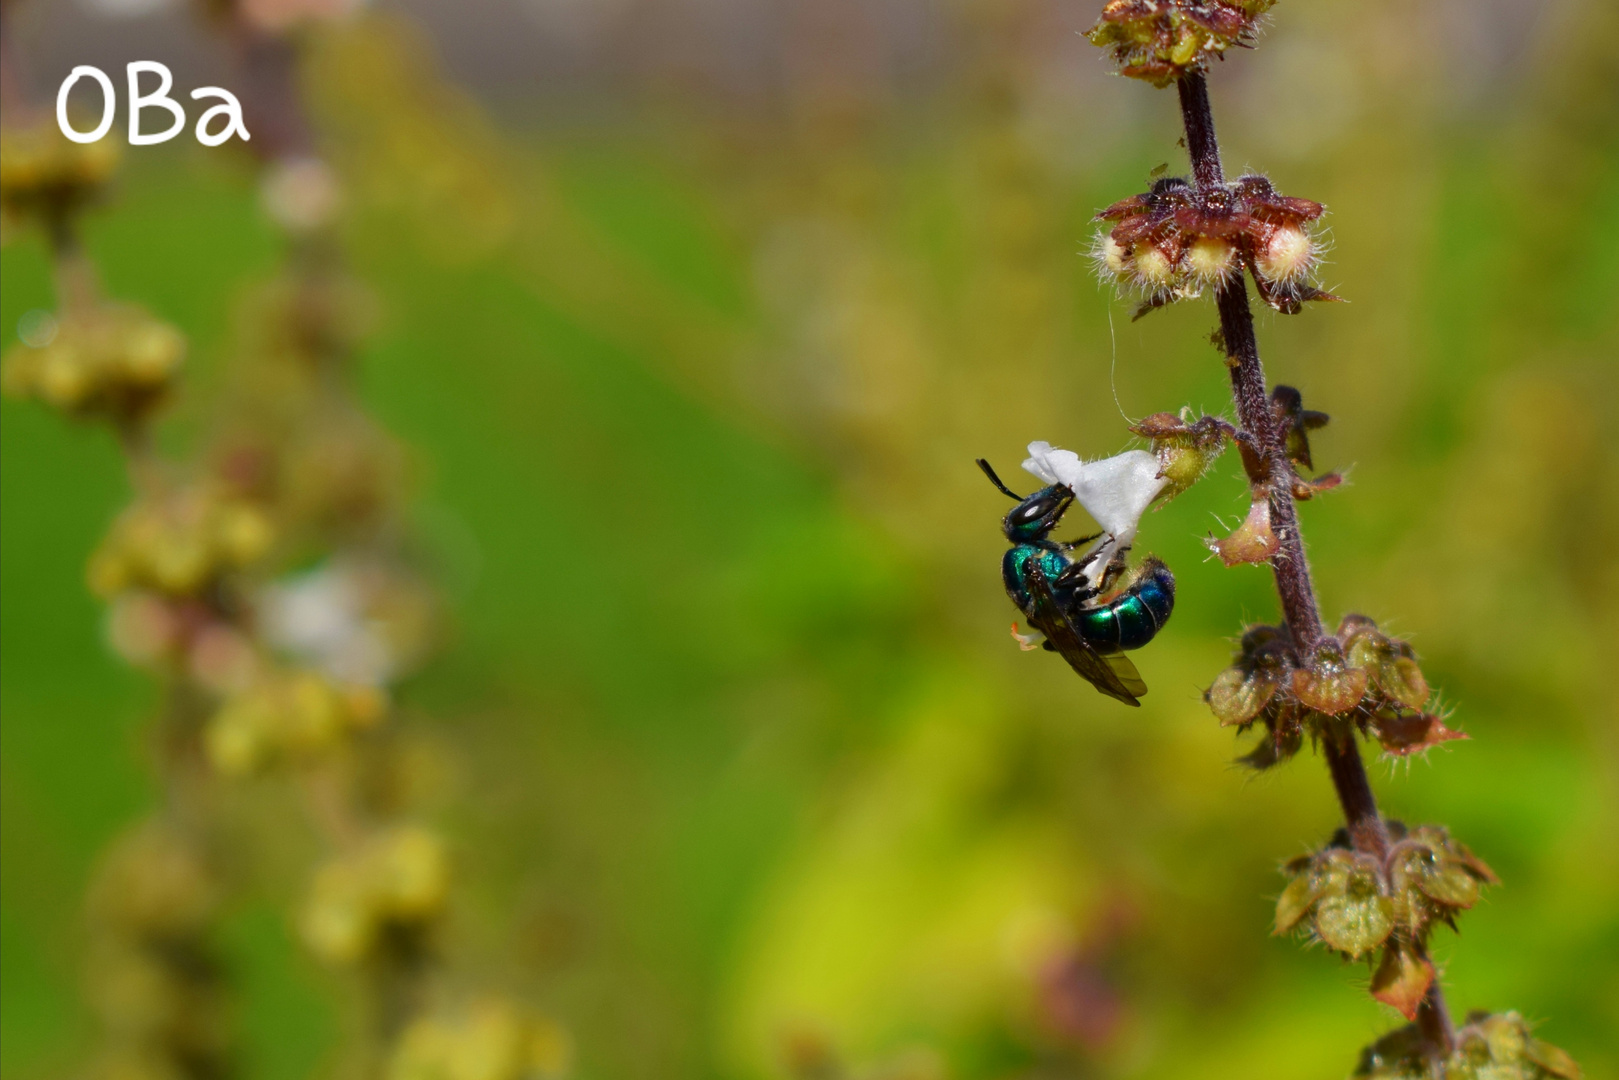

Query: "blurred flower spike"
(3, 304), (185, 422)
(1205, 615), (1462, 769)
(1087, 0), (1276, 87)
(1276, 822), (1497, 1018)
(1355, 1011), (1582, 1080)
(389, 998), (571, 1080)
(302, 826), (449, 966)
(1096, 175), (1336, 317)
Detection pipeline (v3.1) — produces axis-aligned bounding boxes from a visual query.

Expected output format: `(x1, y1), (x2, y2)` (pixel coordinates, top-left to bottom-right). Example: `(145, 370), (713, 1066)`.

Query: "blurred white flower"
(1023, 441), (1167, 585)
(261, 157), (342, 234)
(261, 562), (402, 686)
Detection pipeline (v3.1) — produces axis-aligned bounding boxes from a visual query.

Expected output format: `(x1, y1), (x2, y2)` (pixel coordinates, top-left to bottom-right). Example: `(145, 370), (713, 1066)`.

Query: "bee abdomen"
(1079, 557), (1175, 652)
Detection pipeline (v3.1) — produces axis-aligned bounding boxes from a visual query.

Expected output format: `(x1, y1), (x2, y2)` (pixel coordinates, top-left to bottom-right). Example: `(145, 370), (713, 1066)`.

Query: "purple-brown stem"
(1175, 70), (1452, 1054)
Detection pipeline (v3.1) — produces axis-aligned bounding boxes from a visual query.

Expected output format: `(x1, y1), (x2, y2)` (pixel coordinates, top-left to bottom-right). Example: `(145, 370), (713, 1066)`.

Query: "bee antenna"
(976, 458), (1024, 501)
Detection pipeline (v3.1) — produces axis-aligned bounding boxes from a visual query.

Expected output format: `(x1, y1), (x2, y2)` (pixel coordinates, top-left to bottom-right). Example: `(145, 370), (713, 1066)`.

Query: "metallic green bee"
(978, 458), (1175, 706)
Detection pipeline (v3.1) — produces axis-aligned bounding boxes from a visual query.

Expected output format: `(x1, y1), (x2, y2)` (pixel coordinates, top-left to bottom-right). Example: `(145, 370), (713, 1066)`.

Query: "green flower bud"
(1130, 410), (1233, 502)
(1277, 847), (1395, 958)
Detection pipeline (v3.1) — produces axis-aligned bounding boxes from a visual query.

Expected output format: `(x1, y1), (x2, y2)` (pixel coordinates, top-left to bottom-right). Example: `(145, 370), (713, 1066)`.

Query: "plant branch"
(1175, 68), (1449, 1053)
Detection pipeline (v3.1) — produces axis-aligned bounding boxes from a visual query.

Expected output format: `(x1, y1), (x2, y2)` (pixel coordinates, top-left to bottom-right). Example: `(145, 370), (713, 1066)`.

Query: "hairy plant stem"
(1175, 70), (1454, 1054)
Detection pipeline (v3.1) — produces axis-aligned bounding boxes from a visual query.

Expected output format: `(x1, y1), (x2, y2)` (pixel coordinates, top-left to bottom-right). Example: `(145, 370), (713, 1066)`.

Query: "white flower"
(1023, 441), (1167, 585)
(261, 562), (394, 686)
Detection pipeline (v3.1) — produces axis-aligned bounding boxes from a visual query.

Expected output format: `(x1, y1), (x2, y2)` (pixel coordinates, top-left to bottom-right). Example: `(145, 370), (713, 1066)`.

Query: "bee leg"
(1058, 531), (1103, 553)
(1053, 561), (1100, 603)
(1054, 533), (1116, 598)
(1094, 544), (1133, 594)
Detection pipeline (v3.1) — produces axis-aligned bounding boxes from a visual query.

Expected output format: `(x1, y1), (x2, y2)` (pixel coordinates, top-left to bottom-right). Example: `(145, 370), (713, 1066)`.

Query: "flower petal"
(1022, 444), (1168, 545)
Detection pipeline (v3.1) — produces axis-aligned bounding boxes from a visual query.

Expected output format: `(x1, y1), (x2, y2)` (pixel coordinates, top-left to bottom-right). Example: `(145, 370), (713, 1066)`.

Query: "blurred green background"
(3, 1), (1616, 1078)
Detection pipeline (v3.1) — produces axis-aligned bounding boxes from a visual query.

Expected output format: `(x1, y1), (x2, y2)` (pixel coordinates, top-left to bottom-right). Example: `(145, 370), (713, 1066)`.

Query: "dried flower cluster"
(1087, 0), (1275, 87)
(1096, 174), (1335, 316)
(1355, 1012), (1581, 1080)
(1205, 614), (1466, 770)
(1276, 822), (1496, 1016)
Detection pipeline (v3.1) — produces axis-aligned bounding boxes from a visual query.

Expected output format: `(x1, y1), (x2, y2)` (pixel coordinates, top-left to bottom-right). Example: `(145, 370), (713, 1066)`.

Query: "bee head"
(1003, 486), (1073, 541)
(977, 458), (1073, 542)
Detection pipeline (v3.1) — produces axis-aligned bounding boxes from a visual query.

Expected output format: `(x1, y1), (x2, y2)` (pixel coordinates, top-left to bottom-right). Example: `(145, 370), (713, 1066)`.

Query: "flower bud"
(205, 668), (385, 776)
(1291, 642), (1369, 715)
(1129, 240), (1177, 289)
(1095, 233), (1129, 280)
(87, 821), (216, 941)
(1254, 224), (1317, 283)
(1315, 855), (1394, 959)
(1206, 493), (1280, 567)
(1096, 175), (1331, 316)
(1369, 943), (1434, 1020)
(1292, 472), (1343, 501)
(105, 593), (185, 669)
(1130, 410), (1232, 502)
(1205, 665), (1277, 727)
(1278, 847), (1394, 958)
(1183, 236), (1236, 283)
(389, 998), (571, 1080)
(1368, 709), (1467, 757)
(1341, 617), (1431, 709)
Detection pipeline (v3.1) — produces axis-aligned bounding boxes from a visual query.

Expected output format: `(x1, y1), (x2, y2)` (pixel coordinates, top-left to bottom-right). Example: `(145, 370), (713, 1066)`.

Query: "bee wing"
(1026, 560), (1145, 707)
(1101, 652), (1148, 701)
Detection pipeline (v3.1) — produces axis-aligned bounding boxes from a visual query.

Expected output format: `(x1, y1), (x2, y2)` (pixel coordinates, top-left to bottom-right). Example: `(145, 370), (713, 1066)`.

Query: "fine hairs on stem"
(1080, 3), (1579, 1075)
